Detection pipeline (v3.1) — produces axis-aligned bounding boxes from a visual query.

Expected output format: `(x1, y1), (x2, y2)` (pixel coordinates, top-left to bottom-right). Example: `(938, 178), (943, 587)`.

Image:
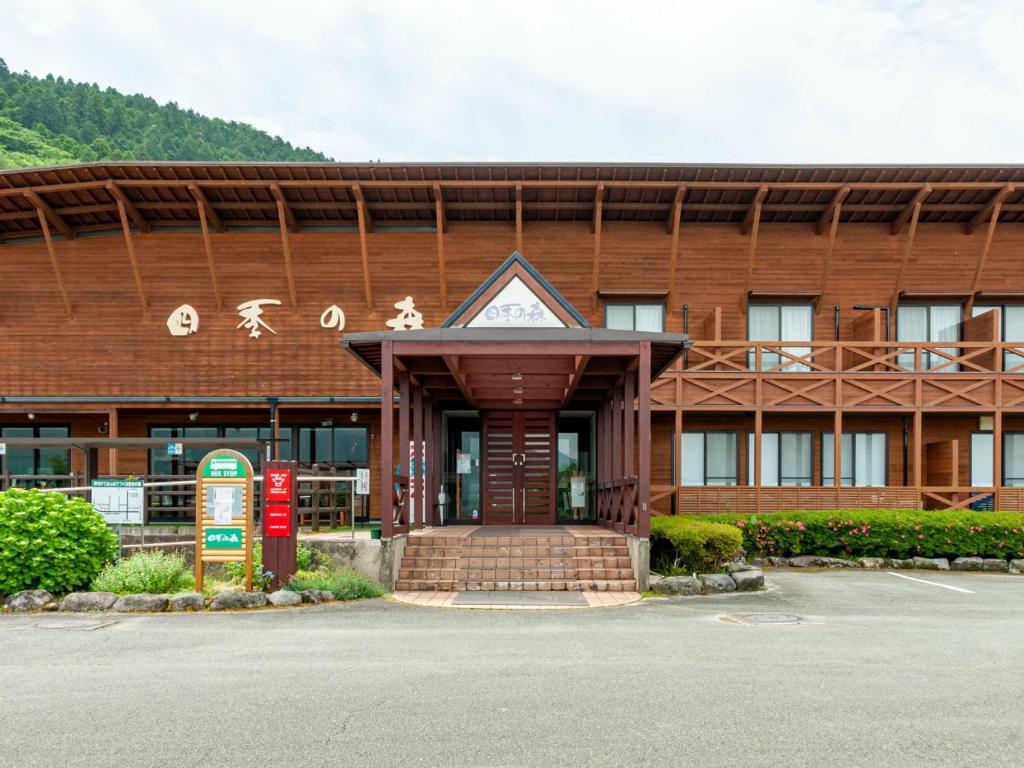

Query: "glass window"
(680, 432), (738, 486)
(972, 305), (1024, 370)
(822, 432), (887, 486)
(747, 304), (813, 371)
(605, 303), (664, 332)
(1, 426), (70, 481)
(897, 304), (961, 371)
(1003, 433), (1024, 487)
(748, 432), (812, 486)
(971, 433), (994, 488)
(297, 426), (369, 468)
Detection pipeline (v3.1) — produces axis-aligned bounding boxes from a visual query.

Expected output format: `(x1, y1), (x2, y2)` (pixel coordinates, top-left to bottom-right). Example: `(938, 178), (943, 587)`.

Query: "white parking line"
(886, 571), (975, 594)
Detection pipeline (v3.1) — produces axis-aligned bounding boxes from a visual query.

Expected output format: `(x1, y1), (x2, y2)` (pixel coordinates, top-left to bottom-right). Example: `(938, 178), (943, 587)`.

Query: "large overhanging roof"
(2, 162), (1024, 243)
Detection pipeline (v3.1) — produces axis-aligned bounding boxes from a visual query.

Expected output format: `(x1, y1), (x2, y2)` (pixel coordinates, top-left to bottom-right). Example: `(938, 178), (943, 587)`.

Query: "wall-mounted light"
(27, 412), (35, 420)
(98, 422), (109, 435)
(350, 411), (359, 423)
(188, 411), (200, 422)
(513, 397), (523, 405)
(511, 372), (523, 381)
(513, 387), (524, 395)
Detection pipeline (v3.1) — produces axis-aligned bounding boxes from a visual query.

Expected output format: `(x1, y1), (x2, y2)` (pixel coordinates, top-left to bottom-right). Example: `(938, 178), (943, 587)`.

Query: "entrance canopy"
(340, 252), (688, 540)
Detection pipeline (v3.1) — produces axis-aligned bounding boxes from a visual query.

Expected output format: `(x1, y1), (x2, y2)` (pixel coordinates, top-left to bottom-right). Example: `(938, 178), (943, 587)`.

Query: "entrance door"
(482, 411), (556, 525)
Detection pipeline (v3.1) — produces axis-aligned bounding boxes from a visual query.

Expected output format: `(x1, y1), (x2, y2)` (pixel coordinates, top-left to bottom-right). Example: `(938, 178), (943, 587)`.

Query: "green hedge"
(0, 488), (117, 595)
(650, 516), (743, 574)
(700, 509), (1024, 561)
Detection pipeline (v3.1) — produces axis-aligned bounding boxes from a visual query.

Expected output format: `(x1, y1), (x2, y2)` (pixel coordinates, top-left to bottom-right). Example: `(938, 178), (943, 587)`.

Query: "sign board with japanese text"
(261, 460), (298, 591)
(195, 449), (254, 592)
(92, 478), (144, 525)
(355, 468), (370, 496)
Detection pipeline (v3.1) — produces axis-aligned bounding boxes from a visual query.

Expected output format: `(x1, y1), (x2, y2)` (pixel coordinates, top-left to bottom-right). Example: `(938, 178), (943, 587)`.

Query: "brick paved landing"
(396, 527), (637, 592)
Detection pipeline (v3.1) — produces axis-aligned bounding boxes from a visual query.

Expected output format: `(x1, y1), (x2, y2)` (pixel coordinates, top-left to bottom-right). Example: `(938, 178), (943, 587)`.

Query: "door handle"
(521, 486), (526, 519)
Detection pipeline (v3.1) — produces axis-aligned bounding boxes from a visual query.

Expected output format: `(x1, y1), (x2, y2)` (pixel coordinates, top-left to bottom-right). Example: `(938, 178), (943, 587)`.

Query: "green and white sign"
(201, 455), (244, 478)
(204, 528), (243, 549)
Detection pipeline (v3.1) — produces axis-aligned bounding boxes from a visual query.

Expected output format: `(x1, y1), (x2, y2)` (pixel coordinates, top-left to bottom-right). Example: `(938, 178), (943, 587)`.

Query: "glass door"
(443, 415), (482, 524)
(556, 414), (595, 523)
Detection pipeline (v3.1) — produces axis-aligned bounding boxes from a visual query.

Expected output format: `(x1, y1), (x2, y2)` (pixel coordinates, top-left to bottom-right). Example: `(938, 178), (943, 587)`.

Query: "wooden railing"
(651, 340), (1024, 410)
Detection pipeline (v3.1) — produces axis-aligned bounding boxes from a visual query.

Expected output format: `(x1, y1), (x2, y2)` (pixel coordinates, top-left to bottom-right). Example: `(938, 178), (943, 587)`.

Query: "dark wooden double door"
(482, 411), (556, 525)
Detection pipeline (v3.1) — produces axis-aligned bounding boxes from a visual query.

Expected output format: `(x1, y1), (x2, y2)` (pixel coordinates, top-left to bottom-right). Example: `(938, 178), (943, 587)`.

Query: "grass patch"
(91, 551), (193, 595)
(289, 568), (386, 601)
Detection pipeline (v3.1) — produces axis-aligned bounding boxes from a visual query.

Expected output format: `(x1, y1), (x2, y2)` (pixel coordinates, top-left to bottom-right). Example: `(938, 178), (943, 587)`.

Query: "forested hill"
(0, 58), (332, 169)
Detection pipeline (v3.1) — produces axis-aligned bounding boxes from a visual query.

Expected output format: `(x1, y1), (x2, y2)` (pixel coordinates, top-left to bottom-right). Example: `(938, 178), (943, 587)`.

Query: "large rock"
(209, 591), (268, 610)
(912, 557), (950, 571)
(952, 557), (983, 572)
(982, 558), (1009, 573)
(731, 569), (765, 591)
(113, 594), (168, 612)
(268, 590), (302, 606)
(652, 575), (700, 596)
(749, 558), (771, 568)
(299, 589), (334, 604)
(858, 557), (886, 570)
(768, 557), (790, 568)
(726, 561), (757, 574)
(168, 593), (206, 611)
(886, 558), (915, 569)
(789, 555), (857, 568)
(60, 592), (117, 612)
(4, 589), (57, 612)
(699, 574), (736, 594)
(1010, 559), (1024, 575)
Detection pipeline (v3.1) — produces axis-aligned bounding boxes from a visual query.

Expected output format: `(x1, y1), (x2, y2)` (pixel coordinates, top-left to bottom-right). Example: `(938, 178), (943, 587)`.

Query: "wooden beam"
(188, 184), (224, 233)
(815, 185), (850, 236)
(269, 183), (299, 233)
(35, 209), (73, 319)
(194, 187), (223, 312)
(114, 197), (148, 316)
(890, 195), (924, 310)
(966, 184), (1014, 235)
(379, 341), (394, 538)
(105, 182), (150, 233)
(742, 187), (766, 308)
(351, 184), (373, 232)
(890, 185), (932, 236)
(666, 186), (685, 302)
(515, 183), (523, 253)
(23, 190), (74, 240)
(353, 184), (373, 308)
(442, 355), (475, 407)
(819, 190), (844, 302)
(591, 182), (604, 310)
(561, 355), (590, 407)
(273, 189), (299, 310)
(434, 184), (447, 309)
(740, 185), (767, 236)
(968, 197), (1003, 300)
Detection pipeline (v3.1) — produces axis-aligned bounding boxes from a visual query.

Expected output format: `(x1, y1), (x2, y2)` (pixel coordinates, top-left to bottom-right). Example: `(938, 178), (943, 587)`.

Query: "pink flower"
(736, 520), (746, 529)
(797, 522), (806, 531)
(918, 534), (925, 539)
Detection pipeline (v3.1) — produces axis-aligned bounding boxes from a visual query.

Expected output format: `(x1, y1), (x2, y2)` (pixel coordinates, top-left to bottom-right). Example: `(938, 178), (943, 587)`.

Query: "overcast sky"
(1, 0), (1021, 163)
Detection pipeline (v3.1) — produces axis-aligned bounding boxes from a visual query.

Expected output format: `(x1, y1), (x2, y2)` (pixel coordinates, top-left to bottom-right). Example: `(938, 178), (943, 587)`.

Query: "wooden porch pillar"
(612, 380), (623, 525)
(398, 371), (410, 529)
(424, 395), (434, 526)
(675, 407), (683, 502)
(108, 408), (119, 476)
(912, 410), (923, 504)
(637, 342), (651, 538)
(753, 410), (763, 514)
(413, 384), (424, 530)
(994, 410), (1002, 510)
(379, 342), (394, 538)
(833, 410), (842, 489)
(624, 365), (636, 530)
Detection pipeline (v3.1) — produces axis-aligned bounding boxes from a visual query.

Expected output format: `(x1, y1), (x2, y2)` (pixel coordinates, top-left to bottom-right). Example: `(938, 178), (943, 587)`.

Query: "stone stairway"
(395, 532), (637, 592)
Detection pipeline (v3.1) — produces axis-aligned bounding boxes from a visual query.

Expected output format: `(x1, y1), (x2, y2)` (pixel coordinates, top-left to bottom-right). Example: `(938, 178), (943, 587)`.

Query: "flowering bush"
(650, 516), (743, 574)
(702, 509), (1024, 560)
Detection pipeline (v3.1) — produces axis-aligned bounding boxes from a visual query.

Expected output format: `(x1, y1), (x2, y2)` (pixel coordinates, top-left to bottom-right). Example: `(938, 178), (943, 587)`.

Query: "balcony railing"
(652, 340), (1024, 410)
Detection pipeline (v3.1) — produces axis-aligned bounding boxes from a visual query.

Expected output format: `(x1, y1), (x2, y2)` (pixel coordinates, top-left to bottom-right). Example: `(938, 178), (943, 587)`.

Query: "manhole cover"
(35, 619), (116, 631)
(722, 613), (803, 625)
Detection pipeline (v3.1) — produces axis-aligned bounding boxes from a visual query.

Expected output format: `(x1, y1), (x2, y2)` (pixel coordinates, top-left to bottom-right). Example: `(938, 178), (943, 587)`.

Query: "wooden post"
(424, 395), (434, 526)
(434, 184), (448, 309)
(194, 189), (223, 313)
(413, 384), (423, 530)
(108, 408), (119, 477)
(115, 197), (148, 316)
(912, 410), (923, 501)
(36, 209), (73, 319)
(398, 371), (410, 529)
(515, 183), (524, 254)
(591, 182), (604, 311)
(380, 341), (394, 538)
(637, 342), (652, 537)
(833, 410), (842, 489)
(624, 367), (635, 481)
(994, 411), (1003, 510)
(612, 380), (623, 523)
(753, 410), (763, 515)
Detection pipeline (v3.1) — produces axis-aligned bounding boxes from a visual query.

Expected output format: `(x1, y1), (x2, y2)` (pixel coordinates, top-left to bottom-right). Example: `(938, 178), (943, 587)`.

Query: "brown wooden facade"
(3, 162), (1024, 524)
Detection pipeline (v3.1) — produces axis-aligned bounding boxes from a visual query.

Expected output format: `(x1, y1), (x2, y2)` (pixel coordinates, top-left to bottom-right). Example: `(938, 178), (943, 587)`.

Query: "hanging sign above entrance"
(466, 276), (564, 328)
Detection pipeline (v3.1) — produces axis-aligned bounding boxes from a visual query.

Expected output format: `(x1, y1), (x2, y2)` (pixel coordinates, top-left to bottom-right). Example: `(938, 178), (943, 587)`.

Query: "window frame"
(746, 303), (814, 371)
(680, 430), (740, 487)
(0, 424), (72, 480)
(603, 302), (665, 332)
(747, 430), (814, 487)
(895, 303), (963, 371)
(821, 431), (889, 487)
(1001, 431), (1024, 488)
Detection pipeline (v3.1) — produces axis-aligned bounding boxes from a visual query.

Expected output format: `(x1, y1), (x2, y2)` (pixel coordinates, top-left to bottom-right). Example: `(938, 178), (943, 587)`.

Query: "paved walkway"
(391, 589), (641, 609)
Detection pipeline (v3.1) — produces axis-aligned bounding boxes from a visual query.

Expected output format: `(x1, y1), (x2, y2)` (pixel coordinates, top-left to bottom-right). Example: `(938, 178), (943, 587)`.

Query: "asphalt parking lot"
(2, 570), (1022, 768)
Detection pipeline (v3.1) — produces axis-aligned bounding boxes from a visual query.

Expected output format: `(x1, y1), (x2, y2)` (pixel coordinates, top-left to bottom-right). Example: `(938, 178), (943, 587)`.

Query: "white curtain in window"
(929, 305), (960, 371)
(706, 432), (738, 485)
(748, 432), (780, 486)
(897, 306), (928, 370)
(606, 305), (634, 331)
(780, 305), (812, 372)
(1004, 434), (1024, 487)
(1004, 307), (1024, 370)
(971, 433), (994, 487)
(780, 433), (812, 486)
(635, 304), (663, 332)
(680, 433), (705, 487)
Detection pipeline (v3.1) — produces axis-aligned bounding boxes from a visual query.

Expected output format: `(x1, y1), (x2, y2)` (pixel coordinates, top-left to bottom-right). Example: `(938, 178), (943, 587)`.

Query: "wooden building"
(2, 161), (1024, 556)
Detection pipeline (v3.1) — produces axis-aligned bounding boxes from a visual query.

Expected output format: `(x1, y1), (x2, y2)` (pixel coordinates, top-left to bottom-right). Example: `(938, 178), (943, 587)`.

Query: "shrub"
(92, 551), (192, 595)
(289, 568), (385, 600)
(0, 488), (118, 595)
(650, 516), (743, 574)
(223, 541), (326, 589)
(701, 509), (1024, 561)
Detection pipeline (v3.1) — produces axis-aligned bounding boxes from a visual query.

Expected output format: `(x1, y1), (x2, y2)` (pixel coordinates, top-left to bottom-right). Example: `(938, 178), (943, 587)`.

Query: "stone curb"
(1, 588), (340, 614)
(749, 556), (1024, 573)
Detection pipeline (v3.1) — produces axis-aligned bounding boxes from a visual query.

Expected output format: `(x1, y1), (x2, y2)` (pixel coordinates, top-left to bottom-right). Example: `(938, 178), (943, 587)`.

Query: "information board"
(92, 478), (144, 524)
(355, 468), (370, 495)
(195, 449), (254, 592)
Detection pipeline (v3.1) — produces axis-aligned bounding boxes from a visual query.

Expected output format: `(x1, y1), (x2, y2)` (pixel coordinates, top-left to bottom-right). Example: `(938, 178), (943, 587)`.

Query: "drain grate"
(722, 613), (803, 625)
(36, 619), (117, 631)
